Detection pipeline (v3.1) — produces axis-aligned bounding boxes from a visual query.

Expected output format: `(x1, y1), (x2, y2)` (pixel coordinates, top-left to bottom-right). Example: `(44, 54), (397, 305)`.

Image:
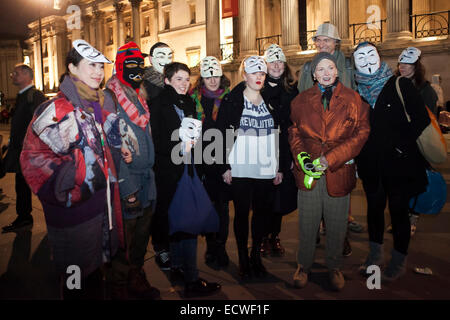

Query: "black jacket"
(262, 77), (298, 175)
(216, 81), (285, 176)
(356, 76), (430, 196)
(150, 85), (197, 183)
(10, 86), (46, 152)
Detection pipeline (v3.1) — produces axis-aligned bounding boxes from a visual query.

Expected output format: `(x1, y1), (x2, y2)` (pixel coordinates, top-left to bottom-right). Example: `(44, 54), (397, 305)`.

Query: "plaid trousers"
(296, 176), (349, 272)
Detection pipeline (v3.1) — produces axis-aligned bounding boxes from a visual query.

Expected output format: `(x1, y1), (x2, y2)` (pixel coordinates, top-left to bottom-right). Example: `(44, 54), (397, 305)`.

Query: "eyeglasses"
(9, 71), (19, 77)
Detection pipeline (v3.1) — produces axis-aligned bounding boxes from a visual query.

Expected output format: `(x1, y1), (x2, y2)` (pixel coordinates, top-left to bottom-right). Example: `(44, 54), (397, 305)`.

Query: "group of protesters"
(8, 21), (438, 299)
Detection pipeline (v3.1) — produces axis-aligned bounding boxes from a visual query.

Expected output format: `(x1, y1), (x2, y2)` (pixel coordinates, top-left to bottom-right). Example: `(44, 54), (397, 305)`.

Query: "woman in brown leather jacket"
(288, 52), (370, 291)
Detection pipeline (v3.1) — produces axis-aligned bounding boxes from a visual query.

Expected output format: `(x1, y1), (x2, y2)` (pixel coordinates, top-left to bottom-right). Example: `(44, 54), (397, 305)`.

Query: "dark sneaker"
(348, 220), (364, 233)
(184, 278), (221, 298)
(342, 237), (352, 257)
(2, 215), (33, 233)
(260, 237), (271, 256)
(128, 268), (160, 300)
(155, 250), (171, 271)
(271, 236), (285, 256)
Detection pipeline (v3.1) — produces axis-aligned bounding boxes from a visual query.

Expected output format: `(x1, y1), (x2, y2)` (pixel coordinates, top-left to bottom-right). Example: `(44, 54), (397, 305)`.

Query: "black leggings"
(363, 177), (411, 255)
(231, 178), (274, 251)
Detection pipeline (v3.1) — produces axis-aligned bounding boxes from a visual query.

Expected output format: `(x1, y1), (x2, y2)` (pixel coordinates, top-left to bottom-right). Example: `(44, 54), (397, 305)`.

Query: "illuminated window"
(189, 4), (196, 24)
(164, 11), (170, 30)
(186, 47), (201, 68)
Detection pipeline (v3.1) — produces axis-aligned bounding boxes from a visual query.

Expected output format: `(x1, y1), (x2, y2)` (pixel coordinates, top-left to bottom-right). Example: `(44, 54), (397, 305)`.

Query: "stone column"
(55, 31), (66, 87)
(205, 0), (220, 57)
(82, 15), (92, 43)
(130, 0), (142, 46)
(281, 0), (301, 53)
(239, 0), (257, 56)
(93, 10), (105, 52)
(33, 40), (42, 90)
(48, 35), (55, 90)
(150, 5), (159, 44)
(114, 1), (125, 47)
(330, 0), (352, 47)
(385, 0), (412, 42)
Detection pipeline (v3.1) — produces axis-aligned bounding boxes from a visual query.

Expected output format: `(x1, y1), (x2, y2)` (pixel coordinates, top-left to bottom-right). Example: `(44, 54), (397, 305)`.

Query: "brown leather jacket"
(288, 82), (370, 196)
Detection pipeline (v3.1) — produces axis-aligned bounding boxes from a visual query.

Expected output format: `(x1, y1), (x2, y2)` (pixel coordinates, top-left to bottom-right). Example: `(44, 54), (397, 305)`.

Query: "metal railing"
(299, 30), (317, 51)
(411, 10), (449, 39)
(219, 41), (240, 61)
(256, 34), (281, 55)
(349, 20), (386, 45)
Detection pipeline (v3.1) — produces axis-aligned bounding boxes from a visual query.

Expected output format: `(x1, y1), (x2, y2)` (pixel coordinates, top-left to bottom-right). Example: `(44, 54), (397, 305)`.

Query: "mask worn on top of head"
(353, 45), (380, 75)
(115, 42), (145, 90)
(244, 56), (267, 74)
(264, 44), (287, 63)
(200, 56), (223, 78)
(398, 47), (421, 64)
(151, 47), (173, 74)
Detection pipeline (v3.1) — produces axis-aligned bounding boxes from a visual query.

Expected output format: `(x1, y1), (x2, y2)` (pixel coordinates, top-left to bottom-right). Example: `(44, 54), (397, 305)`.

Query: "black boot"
(216, 243), (229, 268)
(238, 247), (252, 279)
(250, 247), (267, 278)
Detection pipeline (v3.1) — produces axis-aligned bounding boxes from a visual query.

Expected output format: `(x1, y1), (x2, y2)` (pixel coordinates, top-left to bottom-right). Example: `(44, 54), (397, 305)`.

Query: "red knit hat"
(115, 42), (144, 87)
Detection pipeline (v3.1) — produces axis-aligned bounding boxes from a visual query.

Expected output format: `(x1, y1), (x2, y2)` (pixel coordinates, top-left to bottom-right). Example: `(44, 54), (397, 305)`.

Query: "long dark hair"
(395, 58), (426, 88)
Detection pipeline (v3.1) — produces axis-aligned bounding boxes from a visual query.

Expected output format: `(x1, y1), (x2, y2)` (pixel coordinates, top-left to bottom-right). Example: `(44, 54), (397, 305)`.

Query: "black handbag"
(273, 169), (298, 216)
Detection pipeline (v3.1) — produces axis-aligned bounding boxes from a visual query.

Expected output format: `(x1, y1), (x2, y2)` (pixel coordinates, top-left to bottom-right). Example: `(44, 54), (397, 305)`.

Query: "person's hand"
(273, 172), (283, 185)
(121, 148), (132, 163)
(312, 155), (328, 172)
(297, 152), (322, 178)
(184, 140), (195, 153)
(222, 169), (232, 185)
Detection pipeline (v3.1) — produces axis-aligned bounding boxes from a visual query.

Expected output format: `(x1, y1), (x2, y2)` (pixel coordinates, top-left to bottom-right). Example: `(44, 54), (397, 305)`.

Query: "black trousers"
(15, 171), (32, 217)
(362, 176), (411, 255)
(266, 213), (282, 237)
(231, 177), (274, 252)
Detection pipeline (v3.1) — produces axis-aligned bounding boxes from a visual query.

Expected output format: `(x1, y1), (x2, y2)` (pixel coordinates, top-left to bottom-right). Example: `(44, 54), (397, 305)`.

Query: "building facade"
(27, 0), (450, 101)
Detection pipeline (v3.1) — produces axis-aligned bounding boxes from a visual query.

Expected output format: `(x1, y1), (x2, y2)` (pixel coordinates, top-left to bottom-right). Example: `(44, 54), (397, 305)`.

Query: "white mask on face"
(264, 44), (286, 63)
(200, 56), (223, 78)
(179, 117), (202, 143)
(353, 45), (380, 75)
(398, 47), (421, 64)
(151, 47), (173, 74)
(244, 56), (267, 74)
(73, 39), (111, 63)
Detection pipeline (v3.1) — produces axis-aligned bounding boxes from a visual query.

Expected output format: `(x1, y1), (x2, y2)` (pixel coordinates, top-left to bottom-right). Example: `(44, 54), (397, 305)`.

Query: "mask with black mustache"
(123, 57), (145, 89)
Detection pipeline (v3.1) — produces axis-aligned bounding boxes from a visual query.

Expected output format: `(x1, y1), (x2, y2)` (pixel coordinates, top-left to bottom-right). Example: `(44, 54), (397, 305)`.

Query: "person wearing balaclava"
(105, 42), (160, 300)
(353, 42), (430, 282)
(289, 52), (370, 291)
(260, 44), (298, 258)
(141, 42), (173, 109)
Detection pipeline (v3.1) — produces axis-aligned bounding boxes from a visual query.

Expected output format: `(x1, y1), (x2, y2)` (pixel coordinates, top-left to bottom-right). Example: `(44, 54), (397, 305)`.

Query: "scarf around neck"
(317, 79), (339, 111)
(355, 62), (393, 108)
(70, 74), (105, 123)
(143, 66), (164, 88)
(190, 85), (229, 122)
(106, 75), (150, 131)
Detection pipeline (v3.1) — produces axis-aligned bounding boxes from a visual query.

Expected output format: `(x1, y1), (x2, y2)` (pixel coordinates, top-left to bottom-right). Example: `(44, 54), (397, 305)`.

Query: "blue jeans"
(170, 238), (198, 283)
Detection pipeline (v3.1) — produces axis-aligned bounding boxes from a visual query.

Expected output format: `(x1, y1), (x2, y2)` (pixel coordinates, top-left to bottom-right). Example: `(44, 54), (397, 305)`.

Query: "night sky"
(0, 0), (59, 39)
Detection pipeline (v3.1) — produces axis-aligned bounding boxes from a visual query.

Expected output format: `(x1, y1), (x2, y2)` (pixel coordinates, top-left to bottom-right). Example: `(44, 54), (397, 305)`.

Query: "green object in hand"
(297, 152), (323, 189)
